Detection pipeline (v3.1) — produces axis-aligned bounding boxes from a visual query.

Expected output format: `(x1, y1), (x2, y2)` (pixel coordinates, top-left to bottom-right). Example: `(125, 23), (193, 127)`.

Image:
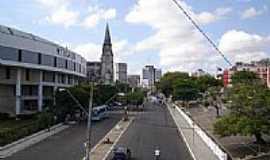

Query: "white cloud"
(73, 43), (101, 61)
(241, 7), (267, 19)
(35, 0), (69, 8)
(81, 6), (116, 28)
(45, 6), (79, 28)
(35, 0), (79, 28)
(196, 7), (232, 25)
(219, 30), (270, 63)
(35, 0), (116, 28)
(73, 39), (131, 62)
(126, 0), (228, 73)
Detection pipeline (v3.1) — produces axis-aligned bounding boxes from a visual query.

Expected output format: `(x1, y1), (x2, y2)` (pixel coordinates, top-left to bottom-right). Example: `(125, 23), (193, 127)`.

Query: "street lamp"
(58, 85), (93, 160)
(58, 88), (88, 114)
(59, 87), (124, 160)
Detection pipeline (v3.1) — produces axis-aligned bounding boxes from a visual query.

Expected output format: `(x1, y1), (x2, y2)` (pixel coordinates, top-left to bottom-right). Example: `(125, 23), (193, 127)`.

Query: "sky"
(0, 0), (269, 74)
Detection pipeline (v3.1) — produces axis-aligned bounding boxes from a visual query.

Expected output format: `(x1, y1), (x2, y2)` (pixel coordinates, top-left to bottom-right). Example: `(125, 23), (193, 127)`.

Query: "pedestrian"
(127, 148), (131, 159)
(154, 148), (160, 160)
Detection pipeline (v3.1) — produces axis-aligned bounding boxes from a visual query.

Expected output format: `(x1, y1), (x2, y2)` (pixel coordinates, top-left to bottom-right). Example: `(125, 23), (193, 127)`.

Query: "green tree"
(158, 72), (189, 97)
(231, 71), (260, 85)
(204, 86), (223, 117)
(127, 90), (145, 106)
(214, 71), (270, 144)
(115, 81), (131, 93)
(172, 80), (199, 106)
(195, 75), (222, 92)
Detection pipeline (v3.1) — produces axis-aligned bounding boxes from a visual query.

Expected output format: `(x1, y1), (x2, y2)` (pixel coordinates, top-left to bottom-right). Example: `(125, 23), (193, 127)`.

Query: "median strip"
(89, 117), (134, 160)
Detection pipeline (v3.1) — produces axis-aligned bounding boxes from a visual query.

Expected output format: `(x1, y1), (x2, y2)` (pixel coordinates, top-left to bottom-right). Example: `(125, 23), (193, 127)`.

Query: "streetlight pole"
(86, 82), (94, 160)
(64, 89), (88, 114)
(58, 86), (93, 160)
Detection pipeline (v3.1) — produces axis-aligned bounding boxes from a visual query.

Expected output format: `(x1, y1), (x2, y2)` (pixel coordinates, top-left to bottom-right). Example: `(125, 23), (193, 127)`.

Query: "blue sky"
(0, 0), (269, 74)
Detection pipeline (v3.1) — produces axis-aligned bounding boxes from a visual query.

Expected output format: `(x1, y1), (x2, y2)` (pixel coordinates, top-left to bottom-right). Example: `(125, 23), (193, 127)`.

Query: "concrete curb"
(0, 123), (69, 159)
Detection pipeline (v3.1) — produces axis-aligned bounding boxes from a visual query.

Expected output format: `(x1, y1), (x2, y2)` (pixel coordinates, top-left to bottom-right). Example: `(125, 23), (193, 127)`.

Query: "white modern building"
(115, 63), (127, 83)
(155, 69), (162, 82)
(0, 25), (87, 116)
(142, 65), (162, 88)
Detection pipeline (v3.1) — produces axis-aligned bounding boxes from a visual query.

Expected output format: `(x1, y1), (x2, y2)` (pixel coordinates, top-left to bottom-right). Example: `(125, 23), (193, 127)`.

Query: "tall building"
(87, 61), (101, 83)
(142, 65), (162, 88)
(115, 63), (127, 83)
(155, 69), (162, 82)
(128, 75), (140, 88)
(101, 24), (114, 85)
(0, 25), (87, 116)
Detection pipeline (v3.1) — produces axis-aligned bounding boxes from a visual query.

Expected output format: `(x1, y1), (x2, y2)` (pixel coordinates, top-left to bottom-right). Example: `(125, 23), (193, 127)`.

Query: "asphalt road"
(107, 102), (193, 160)
(5, 113), (121, 160)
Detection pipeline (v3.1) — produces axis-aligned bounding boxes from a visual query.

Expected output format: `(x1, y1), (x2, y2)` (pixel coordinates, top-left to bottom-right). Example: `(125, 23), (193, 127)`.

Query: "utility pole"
(86, 82), (94, 160)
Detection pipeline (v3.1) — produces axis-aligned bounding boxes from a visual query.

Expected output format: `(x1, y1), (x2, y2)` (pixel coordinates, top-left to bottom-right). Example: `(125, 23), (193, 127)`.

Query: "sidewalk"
(167, 104), (221, 160)
(0, 123), (69, 159)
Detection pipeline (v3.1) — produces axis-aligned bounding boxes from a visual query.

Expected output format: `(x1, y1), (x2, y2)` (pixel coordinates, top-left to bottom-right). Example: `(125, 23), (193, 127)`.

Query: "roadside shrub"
(17, 113), (39, 120)
(36, 112), (55, 129)
(0, 113), (10, 120)
(0, 112), (56, 146)
(0, 122), (36, 146)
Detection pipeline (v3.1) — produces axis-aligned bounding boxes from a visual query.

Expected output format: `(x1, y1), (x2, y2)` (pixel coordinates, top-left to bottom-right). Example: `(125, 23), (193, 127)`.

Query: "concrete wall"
(0, 85), (16, 115)
(0, 64), (79, 115)
(0, 66), (17, 84)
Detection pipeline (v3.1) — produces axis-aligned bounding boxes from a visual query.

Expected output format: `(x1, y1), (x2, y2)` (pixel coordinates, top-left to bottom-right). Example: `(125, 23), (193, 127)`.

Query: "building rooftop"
(0, 25), (57, 47)
(0, 24), (85, 62)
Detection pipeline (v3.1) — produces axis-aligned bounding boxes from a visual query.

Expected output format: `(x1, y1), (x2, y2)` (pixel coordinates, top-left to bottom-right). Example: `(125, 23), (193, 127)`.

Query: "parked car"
(112, 147), (131, 160)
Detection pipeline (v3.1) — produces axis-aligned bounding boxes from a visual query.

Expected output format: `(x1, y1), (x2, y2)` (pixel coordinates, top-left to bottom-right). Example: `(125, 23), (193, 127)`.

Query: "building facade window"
(21, 50), (39, 64)
(38, 53), (42, 64)
(65, 60), (68, 69)
(61, 74), (65, 84)
(73, 63), (76, 71)
(25, 69), (30, 81)
(56, 57), (66, 68)
(41, 54), (54, 67)
(5, 67), (10, 79)
(67, 61), (75, 71)
(53, 72), (56, 82)
(54, 57), (57, 67)
(0, 45), (18, 61)
(18, 49), (22, 62)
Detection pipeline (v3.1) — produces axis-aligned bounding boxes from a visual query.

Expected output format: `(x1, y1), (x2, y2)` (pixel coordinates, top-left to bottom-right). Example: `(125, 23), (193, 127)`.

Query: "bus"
(91, 105), (109, 121)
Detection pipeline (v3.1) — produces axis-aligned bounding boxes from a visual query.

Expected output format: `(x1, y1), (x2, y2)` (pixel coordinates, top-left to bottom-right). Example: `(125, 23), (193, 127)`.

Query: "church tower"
(101, 23), (114, 85)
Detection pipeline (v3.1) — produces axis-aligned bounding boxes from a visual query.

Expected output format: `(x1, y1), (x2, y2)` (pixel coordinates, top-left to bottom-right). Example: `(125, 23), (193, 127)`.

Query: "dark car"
(112, 147), (131, 160)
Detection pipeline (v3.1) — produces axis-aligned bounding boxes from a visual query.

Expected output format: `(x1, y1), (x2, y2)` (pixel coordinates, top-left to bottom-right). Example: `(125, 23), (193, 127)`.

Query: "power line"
(171, 0), (233, 66)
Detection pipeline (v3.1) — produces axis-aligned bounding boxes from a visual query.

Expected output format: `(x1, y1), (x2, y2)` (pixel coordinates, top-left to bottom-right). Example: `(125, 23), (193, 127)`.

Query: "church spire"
(104, 23), (111, 45)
